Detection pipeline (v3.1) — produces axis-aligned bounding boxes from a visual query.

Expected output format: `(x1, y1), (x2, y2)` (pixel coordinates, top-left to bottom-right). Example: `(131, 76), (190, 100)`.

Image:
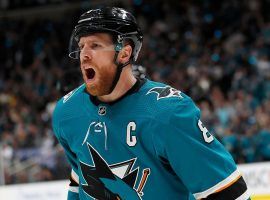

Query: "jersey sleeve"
(52, 102), (80, 199)
(68, 191), (79, 200)
(153, 97), (249, 199)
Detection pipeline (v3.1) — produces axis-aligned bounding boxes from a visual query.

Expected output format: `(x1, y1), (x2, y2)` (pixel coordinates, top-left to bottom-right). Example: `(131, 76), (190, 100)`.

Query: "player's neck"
(97, 66), (137, 103)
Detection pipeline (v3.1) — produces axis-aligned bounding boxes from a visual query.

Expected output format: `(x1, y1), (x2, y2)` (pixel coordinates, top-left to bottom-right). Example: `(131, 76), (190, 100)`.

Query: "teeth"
(82, 64), (93, 69)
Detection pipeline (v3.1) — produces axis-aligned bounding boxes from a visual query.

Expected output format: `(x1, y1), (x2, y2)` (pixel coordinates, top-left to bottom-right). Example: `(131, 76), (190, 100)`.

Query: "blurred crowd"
(0, 0), (270, 184)
(0, 0), (77, 10)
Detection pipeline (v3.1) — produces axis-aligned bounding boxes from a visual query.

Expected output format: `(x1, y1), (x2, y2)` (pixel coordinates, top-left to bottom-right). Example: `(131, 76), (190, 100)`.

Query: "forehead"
(79, 33), (113, 44)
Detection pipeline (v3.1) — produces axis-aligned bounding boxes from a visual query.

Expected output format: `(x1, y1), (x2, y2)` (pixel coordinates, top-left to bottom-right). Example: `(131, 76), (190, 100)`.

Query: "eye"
(91, 43), (102, 49)
(78, 44), (84, 50)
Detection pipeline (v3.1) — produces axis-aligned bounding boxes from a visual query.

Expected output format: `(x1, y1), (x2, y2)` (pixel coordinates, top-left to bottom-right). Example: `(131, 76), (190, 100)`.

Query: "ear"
(117, 45), (132, 63)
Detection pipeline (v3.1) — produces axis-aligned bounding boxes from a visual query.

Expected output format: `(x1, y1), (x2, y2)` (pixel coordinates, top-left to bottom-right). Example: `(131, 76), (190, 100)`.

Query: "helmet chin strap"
(108, 52), (130, 93)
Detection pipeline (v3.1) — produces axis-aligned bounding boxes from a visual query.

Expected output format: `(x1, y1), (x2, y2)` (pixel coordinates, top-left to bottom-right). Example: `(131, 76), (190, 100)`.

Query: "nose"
(80, 46), (92, 61)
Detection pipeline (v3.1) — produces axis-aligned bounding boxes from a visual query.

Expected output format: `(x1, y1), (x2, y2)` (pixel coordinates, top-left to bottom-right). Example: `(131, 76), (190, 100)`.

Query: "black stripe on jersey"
(203, 176), (248, 200)
(69, 175), (79, 187)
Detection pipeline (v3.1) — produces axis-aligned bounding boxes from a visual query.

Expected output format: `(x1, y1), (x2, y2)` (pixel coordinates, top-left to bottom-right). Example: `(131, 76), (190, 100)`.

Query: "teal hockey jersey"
(52, 79), (249, 200)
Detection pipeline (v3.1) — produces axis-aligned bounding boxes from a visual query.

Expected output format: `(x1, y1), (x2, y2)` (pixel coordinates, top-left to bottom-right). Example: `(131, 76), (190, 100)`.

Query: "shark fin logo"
(146, 86), (183, 100)
(80, 143), (150, 200)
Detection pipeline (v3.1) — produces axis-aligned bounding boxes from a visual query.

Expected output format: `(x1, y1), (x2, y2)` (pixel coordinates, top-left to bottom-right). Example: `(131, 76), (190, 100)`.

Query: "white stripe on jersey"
(71, 169), (79, 184)
(63, 84), (84, 103)
(69, 186), (79, 193)
(193, 169), (241, 199)
(236, 190), (250, 200)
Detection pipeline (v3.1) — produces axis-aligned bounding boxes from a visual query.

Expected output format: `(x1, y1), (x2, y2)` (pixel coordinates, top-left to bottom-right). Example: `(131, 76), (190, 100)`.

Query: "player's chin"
(85, 83), (111, 97)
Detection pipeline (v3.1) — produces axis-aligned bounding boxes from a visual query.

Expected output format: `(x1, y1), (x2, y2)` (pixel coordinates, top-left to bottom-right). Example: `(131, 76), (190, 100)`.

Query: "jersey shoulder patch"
(53, 84), (85, 126)
(141, 81), (190, 122)
(146, 85), (183, 100)
(63, 84), (85, 103)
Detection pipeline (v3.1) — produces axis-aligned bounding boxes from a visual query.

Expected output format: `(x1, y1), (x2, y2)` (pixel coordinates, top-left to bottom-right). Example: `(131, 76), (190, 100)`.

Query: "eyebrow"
(78, 39), (112, 46)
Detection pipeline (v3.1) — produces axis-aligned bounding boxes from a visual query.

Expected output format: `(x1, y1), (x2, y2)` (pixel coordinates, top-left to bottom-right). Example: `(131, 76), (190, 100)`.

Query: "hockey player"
(52, 7), (250, 200)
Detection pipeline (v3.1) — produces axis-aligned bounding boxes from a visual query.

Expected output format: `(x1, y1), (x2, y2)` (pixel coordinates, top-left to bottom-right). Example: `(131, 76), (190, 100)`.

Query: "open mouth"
(85, 68), (96, 80)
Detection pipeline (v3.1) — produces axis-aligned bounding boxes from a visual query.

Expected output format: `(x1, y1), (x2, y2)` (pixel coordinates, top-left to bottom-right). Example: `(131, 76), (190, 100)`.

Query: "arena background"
(0, 0), (270, 199)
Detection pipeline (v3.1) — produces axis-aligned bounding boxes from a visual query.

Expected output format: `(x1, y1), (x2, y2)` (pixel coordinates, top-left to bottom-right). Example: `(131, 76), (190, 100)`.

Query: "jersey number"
(198, 120), (214, 143)
(127, 122), (137, 146)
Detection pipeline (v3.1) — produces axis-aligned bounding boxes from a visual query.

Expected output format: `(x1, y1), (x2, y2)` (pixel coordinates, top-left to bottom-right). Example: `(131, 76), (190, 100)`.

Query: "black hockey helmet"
(69, 7), (143, 61)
